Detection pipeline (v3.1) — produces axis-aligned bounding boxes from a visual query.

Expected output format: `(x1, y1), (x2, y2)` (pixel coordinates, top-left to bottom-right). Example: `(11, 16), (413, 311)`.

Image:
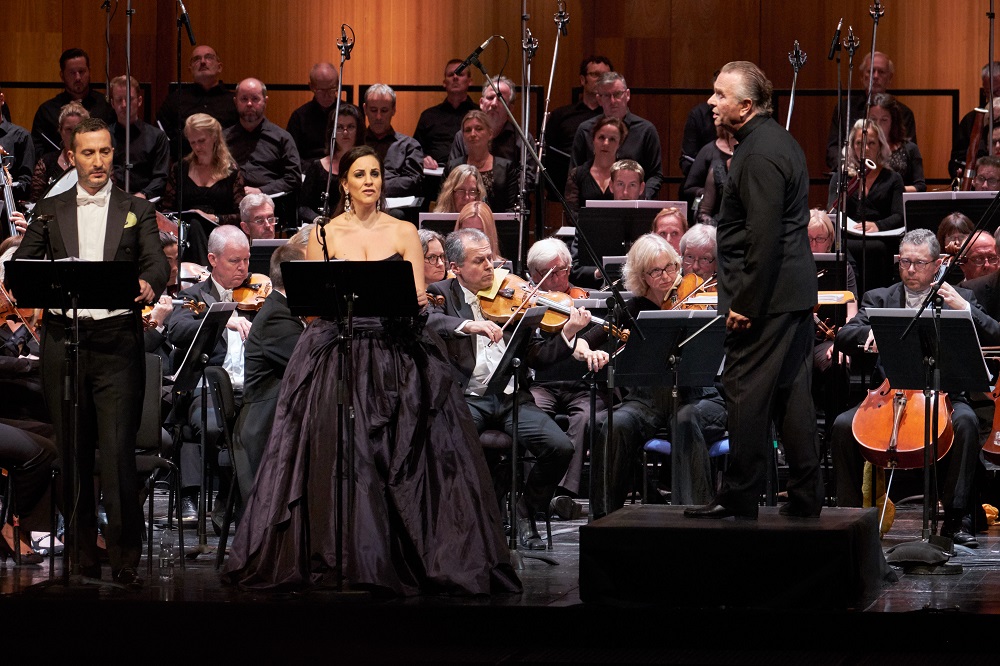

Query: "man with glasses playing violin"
(427, 228), (601, 550)
(830, 229), (1000, 547)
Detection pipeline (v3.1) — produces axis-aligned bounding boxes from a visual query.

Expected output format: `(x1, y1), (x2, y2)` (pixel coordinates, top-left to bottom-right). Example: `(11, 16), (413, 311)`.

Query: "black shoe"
(113, 567), (144, 589)
(943, 525), (979, 548)
(549, 495), (583, 521)
(180, 496), (198, 523)
(779, 503), (822, 518)
(517, 518), (546, 550)
(684, 501), (758, 520)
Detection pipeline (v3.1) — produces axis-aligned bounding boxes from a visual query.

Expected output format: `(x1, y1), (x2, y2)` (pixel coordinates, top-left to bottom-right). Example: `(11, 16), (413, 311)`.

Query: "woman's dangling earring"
(376, 199), (381, 213)
(343, 188), (351, 213)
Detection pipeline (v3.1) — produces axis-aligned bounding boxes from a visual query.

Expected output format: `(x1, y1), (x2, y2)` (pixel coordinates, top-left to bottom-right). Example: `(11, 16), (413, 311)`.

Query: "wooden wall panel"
(1, 0), (997, 200)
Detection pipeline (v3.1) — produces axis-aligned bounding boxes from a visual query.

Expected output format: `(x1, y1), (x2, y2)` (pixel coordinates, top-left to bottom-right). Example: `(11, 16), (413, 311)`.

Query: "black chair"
(479, 429), (553, 550)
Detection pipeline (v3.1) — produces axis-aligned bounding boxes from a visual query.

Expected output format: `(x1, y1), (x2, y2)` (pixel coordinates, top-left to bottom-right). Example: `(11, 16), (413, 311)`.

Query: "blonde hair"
(58, 102), (89, 132)
(184, 113), (236, 181)
(846, 119), (891, 171)
(808, 209), (835, 250)
(434, 164), (486, 213)
(456, 201), (504, 262)
(652, 207), (688, 234)
(622, 233), (680, 298)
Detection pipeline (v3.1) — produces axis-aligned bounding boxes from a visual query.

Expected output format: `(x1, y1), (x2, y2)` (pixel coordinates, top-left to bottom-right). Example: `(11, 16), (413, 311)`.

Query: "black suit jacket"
(166, 279), (257, 369)
(426, 277), (574, 391)
(12, 185), (169, 301)
(960, 270), (1000, 322)
(835, 281), (1000, 385)
(444, 156), (518, 213)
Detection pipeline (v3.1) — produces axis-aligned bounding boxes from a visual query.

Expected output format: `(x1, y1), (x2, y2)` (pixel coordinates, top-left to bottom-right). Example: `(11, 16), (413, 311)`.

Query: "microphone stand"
(517, 3), (537, 274)
(172, 1), (196, 289)
(535, 1), (569, 242)
(784, 41), (806, 132)
(319, 24), (354, 223)
(856, 0), (885, 296)
(461, 39), (644, 528)
(123, 0), (135, 194)
(838, 27), (860, 290)
(989, 0), (996, 155)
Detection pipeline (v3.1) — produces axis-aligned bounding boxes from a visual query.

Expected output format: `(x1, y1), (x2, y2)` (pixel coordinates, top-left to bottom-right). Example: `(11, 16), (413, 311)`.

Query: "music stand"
(5, 259), (138, 588)
(169, 302), (237, 560)
(869, 307), (990, 571)
(282, 260), (417, 592)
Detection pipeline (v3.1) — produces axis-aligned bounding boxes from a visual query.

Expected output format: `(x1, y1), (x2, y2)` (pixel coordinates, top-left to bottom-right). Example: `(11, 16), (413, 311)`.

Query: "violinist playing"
(526, 238), (609, 512)
(427, 228), (600, 550)
(584, 234), (728, 516)
(830, 229), (1000, 548)
(166, 224), (255, 525)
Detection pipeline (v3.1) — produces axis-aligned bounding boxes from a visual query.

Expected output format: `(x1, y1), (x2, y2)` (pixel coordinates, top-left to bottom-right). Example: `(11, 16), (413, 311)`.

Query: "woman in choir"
(563, 115), (626, 216)
(455, 201), (506, 265)
(681, 125), (735, 224)
(868, 93), (925, 193)
(29, 102), (88, 202)
(299, 104), (363, 223)
(418, 228), (448, 289)
(224, 145), (519, 596)
(433, 164), (486, 214)
(443, 110), (517, 213)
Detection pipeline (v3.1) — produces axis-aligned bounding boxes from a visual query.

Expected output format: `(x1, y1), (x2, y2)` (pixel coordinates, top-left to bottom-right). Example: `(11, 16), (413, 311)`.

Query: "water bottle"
(158, 529), (176, 582)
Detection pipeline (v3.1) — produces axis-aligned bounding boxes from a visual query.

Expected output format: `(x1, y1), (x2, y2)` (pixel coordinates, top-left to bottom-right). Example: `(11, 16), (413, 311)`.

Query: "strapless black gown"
(224, 254), (521, 595)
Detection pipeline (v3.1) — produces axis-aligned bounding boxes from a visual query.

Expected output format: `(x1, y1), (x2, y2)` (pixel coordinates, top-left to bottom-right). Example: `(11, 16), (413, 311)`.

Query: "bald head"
(309, 63), (339, 109)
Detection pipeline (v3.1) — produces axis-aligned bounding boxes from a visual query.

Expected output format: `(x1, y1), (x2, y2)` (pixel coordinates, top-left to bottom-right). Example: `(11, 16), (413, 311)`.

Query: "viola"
(141, 298), (207, 330)
(478, 274), (628, 341)
(180, 262), (211, 284)
(668, 272), (717, 311)
(851, 378), (953, 469)
(233, 273), (272, 311)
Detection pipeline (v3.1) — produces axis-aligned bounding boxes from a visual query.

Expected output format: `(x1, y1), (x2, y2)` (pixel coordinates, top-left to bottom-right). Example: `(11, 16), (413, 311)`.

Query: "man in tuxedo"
(166, 224), (253, 523)
(427, 228), (594, 549)
(231, 241), (305, 500)
(12, 117), (169, 587)
(832, 229), (1000, 547)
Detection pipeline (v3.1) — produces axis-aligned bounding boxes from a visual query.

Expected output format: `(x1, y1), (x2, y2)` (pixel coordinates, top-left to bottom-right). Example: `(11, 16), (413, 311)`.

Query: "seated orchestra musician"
(426, 228), (605, 550)
(166, 225), (256, 524)
(586, 233), (727, 517)
(418, 229), (448, 291)
(525, 238), (609, 515)
(830, 229), (1000, 548)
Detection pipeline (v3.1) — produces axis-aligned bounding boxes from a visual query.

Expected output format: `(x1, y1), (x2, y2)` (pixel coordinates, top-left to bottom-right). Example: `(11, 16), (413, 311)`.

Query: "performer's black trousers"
(718, 309), (823, 513)
(41, 314), (145, 574)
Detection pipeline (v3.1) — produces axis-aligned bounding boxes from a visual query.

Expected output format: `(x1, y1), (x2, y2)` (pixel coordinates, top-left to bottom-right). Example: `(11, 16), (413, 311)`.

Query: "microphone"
(455, 36), (494, 76)
(177, 0), (196, 46)
(337, 24), (354, 61)
(827, 18), (842, 60)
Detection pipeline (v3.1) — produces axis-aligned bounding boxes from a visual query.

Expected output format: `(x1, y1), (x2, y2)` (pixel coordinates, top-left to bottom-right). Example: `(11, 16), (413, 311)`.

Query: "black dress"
(159, 162), (246, 265)
(223, 255), (521, 595)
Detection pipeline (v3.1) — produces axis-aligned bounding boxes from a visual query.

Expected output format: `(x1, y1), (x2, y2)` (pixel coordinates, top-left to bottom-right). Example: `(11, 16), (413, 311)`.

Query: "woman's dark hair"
(870, 93), (905, 146)
(323, 103), (364, 150)
(334, 145), (387, 216)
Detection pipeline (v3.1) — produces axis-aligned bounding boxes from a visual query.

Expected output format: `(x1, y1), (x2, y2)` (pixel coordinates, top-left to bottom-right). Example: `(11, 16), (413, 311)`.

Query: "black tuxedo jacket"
(166, 278), (257, 369)
(960, 270), (1000, 322)
(426, 277), (574, 391)
(13, 185), (169, 300)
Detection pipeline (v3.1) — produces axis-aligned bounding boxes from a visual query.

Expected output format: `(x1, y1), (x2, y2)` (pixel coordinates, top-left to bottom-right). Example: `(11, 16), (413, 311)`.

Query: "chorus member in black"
(543, 55), (613, 195)
(30, 49), (115, 158)
(107, 76), (170, 201)
(570, 72), (663, 199)
(157, 45), (239, 150)
(298, 104), (362, 224)
(30, 103), (87, 203)
(433, 164), (486, 214)
(286, 62), (340, 171)
(0, 94), (34, 203)
(224, 79), (301, 199)
(444, 110), (517, 213)
(363, 84), (424, 199)
(416, 59), (479, 169)
(13, 117), (169, 583)
(225, 146), (520, 595)
(685, 61), (821, 521)
(563, 115), (624, 217)
(831, 230), (1000, 547)
(869, 94), (925, 193)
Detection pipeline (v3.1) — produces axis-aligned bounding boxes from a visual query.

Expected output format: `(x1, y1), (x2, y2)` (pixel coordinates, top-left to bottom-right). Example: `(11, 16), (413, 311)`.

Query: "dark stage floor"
(4, 492), (1000, 663)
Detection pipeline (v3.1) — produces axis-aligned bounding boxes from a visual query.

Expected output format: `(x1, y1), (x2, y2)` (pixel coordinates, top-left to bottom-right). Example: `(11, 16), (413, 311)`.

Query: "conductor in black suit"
(231, 241), (306, 500)
(427, 228), (593, 549)
(685, 61), (822, 520)
(12, 117), (169, 586)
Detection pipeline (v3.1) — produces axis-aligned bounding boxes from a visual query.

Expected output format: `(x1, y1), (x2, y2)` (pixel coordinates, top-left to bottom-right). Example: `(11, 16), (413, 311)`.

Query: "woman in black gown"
(224, 146), (520, 596)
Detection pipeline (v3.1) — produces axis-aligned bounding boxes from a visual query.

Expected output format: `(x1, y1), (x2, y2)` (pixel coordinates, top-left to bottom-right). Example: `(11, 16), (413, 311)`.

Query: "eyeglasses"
(189, 54), (218, 64)
(453, 188), (480, 198)
(250, 216), (278, 227)
(646, 264), (679, 279)
(809, 234), (831, 244)
(965, 254), (1000, 267)
(898, 258), (935, 270)
(546, 266), (571, 275)
(596, 89), (627, 101)
(683, 254), (716, 266)
(424, 254), (446, 265)
(336, 125), (357, 134)
(973, 175), (1000, 188)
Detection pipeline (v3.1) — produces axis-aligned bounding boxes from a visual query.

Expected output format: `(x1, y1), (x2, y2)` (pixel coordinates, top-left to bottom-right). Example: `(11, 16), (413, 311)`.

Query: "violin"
(0, 282), (40, 345)
(478, 274), (629, 341)
(567, 286), (589, 299)
(180, 262), (211, 284)
(156, 211), (179, 238)
(233, 273), (272, 311)
(668, 272), (717, 311)
(141, 298), (207, 330)
(851, 378), (954, 469)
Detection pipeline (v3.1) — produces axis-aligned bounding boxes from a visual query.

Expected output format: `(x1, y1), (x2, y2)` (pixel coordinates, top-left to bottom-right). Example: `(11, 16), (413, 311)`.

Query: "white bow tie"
(77, 194), (107, 207)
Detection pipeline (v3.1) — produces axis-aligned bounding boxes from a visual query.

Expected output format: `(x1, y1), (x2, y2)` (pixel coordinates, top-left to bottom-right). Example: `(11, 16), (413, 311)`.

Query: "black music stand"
(613, 311), (726, 508)
(282, 259), (418, 592)
(482, 307), (557, 567)
(5, 259), (137, 589)
(869, 307), (990, 572)
(169, 302), (237, 560)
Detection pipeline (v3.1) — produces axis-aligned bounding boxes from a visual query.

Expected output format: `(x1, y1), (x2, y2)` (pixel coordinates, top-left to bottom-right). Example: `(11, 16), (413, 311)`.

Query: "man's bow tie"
(77, 195), (107, 207)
